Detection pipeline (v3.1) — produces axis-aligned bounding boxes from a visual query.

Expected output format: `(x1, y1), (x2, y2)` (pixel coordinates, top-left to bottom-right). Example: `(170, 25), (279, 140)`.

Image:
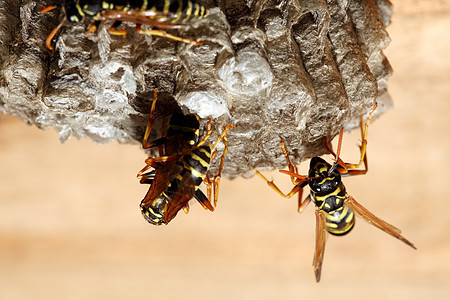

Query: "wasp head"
(140, 196), (168, 226)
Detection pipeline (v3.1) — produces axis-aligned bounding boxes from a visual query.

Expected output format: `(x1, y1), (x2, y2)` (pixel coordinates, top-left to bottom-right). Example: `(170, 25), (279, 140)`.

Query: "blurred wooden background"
(1, 1), (449, 299)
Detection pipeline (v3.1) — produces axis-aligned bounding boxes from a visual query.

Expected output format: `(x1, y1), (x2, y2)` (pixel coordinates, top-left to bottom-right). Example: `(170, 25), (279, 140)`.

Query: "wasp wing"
(140, 162), (183, 208)
(162, 172), (214, 224)
(314, 209), (327, 282)
(99, 10), (193, 29)
(346, 195), (416, 249)
(161, 172), (197, 224)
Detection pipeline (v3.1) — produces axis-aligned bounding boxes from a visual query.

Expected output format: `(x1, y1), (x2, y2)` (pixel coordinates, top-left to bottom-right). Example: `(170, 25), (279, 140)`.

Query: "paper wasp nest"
(0, 0), (393, 177)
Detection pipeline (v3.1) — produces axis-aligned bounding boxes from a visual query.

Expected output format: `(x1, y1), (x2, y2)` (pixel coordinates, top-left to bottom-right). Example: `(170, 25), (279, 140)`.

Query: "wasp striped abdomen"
(179, 146), (212, 189)
(41, 0), (209, 50)
(323, 205), (355, 236)
(148, 0), (208, 21)
(64, 0), (208, 22)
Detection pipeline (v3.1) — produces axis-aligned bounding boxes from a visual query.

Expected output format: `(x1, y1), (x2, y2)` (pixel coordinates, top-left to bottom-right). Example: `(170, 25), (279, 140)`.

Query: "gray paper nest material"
(0, 0), (393, 178)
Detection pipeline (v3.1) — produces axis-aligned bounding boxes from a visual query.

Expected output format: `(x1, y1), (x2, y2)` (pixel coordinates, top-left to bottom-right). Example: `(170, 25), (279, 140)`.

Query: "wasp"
(41, 0), (209, 50)
(137, 89), (233, 225)
(253, 103), (416, 282)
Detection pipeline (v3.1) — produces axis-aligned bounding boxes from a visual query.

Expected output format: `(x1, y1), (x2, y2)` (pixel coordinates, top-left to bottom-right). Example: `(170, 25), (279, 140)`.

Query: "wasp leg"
(188, 122), (233, 156)
(279, 141), (300, 185)
(193, 189), (214, 211)
(203, 172), (213, 207)
(314, 209), (327, 282)
(139, 170), (156, 184)
(299, 194), (312, 213)
(279, 140), (310, 209)
(86, 20), (101, 34)
(144, 136), (167, 150)
(211, 129), (230, 207)
(201, 124), (232, 207)
(344, 102), (378, 174)
(212, 129), (229, 202)
(341, 111), (373, 176)
(194, 121), (224, 152)
(325, 103), (378, 176)
(136, 156), (181, 179)
(183, 202), (190, 214)
(40, 5), (61, 50)
(188, 120), (212, 151)
(202, 151), (217, 207)
(277, 169), (313, 211)
(158, 116), (169, 156)
(252, 169), (305, 201)
(139, 90), (184, 178)
(40, 5), (57, 14)
(135, 27), (203, 45)
(325, 127), (367, 177)
(44, 17), (66, 50)
(142, 89), (159, 149)
(344, 150), (368, 176)
(142, 125), (169, 156)
(346, 195), (416, 249)
(137, 161), (159, 178)
(141, 90), (180, 158)
(143, 155), (183, 164)
(210, 124), (233, 151)
(108, 21), (127, 38)
(324, 128), (347, 171)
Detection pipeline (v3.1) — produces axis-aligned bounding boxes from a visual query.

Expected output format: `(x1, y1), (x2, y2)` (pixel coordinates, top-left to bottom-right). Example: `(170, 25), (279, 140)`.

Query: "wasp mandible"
(137, 89), (233, 225)
(253, 103), (416, 282)
(41, 0), (208, 50)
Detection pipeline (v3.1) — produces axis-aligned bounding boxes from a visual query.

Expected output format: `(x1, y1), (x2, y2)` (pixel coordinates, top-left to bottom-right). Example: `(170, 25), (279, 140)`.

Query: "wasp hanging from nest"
(137, 89), (233, 225)
(41, 0), (209, 50)
(253, 103), (416, 282)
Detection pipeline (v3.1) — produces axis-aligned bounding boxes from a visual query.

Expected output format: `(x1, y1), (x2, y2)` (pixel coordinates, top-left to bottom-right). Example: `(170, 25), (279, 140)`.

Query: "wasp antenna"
(45, 17), (66, 50)
(279, 169), (316, 182)
(328, 162), (339, 175)
(329, 128), (344, 175)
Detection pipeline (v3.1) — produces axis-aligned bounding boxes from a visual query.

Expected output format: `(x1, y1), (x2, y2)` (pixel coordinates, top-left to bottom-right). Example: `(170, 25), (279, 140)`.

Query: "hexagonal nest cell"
(0, 0), (393, 178)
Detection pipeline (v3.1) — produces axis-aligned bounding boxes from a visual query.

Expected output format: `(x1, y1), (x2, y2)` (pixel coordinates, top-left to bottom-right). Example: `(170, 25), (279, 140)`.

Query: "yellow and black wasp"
(137, 89), (233, 225)
(41, 0), (209, 50)
(253, 103), (416, 282)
